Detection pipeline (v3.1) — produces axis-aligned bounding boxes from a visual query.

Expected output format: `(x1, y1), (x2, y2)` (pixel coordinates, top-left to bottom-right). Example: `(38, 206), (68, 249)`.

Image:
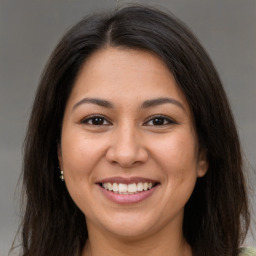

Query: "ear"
(57, 144), (63, 170)
(197, 148), (208, 177)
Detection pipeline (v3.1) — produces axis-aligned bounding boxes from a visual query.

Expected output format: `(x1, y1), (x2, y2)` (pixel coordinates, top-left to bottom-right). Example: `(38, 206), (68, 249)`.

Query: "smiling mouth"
(100, 182), (159, 195)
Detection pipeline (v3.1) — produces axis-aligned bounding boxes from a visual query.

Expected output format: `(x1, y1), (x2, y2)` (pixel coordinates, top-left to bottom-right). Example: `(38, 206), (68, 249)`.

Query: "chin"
(97, 213), (161, 240)
(106, 225), (154, 241)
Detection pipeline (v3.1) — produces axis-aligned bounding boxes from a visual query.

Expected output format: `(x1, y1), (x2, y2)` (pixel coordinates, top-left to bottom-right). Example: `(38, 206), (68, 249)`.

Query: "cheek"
(60, 133), (103, 212)
(151, 130), (198, 196)
(61, 129), (104, 182)
(153, 130), (198, 173)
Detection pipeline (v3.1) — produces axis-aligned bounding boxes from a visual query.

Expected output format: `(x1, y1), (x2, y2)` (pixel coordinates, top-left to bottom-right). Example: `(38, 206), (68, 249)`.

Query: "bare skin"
(58, 47), (208, 256)
(82, 218), (192, 256)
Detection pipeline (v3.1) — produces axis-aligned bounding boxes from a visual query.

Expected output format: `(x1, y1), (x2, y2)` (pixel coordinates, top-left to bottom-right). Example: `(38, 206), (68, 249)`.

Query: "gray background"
(0, 0), (255, 255)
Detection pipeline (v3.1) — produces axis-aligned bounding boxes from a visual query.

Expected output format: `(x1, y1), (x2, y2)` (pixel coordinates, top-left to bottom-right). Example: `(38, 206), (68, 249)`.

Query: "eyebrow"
(141, 97), (185, 111)
(72, 97), (114, 111)
(72, 97), (185, 111)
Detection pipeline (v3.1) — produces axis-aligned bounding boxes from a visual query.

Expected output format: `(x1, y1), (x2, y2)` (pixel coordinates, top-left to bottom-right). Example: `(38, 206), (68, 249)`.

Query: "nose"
(105, 124), (148, 168)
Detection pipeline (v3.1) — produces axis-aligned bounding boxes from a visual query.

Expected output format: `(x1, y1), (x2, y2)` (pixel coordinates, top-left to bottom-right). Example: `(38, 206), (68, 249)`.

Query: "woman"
(15, 5), (254, 256)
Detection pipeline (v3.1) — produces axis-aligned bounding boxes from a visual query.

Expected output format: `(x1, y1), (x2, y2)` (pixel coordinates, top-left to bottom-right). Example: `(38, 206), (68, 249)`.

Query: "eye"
(81, 115), (111, 126)
(144, 115), (176, 126)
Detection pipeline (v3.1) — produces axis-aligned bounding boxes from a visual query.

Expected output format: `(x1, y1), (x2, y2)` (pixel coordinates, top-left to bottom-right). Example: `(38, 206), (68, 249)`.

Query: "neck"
(81, 219), (192, 256)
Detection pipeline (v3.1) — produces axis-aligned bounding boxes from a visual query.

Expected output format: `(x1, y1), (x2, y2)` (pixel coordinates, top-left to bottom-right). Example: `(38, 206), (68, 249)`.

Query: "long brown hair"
(14, 5), (250, 256)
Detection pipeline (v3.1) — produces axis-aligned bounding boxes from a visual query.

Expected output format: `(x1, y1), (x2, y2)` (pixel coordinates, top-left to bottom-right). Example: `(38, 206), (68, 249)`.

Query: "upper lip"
(96, 176), (160, 184)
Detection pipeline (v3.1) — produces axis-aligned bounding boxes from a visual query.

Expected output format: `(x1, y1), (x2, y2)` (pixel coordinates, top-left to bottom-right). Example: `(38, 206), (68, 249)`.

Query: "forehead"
(67, 47), (190, 111)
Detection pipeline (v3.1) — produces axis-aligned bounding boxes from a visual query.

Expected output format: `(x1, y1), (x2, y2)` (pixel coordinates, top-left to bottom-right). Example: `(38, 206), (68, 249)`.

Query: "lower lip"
(98, 185), (159, 204)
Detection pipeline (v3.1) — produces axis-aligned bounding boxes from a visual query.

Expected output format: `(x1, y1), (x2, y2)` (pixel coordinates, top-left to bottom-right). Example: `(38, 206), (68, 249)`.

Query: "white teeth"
(119, 183), (128, 193)
(101, 182), (156, 194)
(143, 182), (148, 190)
(137, 183), (144, 191)
(113, 183), (119, 192)
(128, 183), (137, 193)
(107, 183), (113, 191)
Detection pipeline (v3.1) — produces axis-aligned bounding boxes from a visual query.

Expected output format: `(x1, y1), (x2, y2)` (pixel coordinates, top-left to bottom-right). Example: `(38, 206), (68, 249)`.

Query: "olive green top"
(239, 247), (256, 256)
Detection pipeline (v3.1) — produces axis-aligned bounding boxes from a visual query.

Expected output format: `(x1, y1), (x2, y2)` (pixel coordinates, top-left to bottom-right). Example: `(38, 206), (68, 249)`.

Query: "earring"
(60, 170), (64, 181)
(59, 167), (64, 181)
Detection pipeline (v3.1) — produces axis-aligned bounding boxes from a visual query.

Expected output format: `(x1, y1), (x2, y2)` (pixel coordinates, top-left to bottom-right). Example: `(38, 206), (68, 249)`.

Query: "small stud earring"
(59, 167), (64, 181)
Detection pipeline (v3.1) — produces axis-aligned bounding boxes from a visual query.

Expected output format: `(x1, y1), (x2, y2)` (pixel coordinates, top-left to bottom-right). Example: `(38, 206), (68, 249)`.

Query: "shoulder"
(239, 247), (256, 256)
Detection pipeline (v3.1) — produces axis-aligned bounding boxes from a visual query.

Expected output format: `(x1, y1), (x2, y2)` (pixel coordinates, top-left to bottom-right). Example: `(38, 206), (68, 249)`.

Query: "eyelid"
(80, 114), (112, 125)
(143, 115), (177, 126)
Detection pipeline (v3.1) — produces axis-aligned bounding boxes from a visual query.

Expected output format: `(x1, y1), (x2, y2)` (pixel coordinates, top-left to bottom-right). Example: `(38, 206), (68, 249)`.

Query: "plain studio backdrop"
(0, 0), (255, 255)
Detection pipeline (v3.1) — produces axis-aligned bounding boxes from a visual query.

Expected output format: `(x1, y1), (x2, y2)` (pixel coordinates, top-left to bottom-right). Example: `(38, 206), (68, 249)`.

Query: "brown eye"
(81, 115), (111, 126)
(144, 115), (175, 126)
(151, 117), (165, 125)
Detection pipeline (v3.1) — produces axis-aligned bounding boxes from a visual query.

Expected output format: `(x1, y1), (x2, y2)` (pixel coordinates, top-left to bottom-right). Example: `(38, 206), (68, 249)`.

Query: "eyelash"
(143, 115), (176, 126)
(81, 114), (111, 126)
(81, 114), (176, 126)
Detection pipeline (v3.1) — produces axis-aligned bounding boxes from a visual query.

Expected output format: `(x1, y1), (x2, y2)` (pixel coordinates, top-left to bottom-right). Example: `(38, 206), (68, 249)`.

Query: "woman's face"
(59, 47), (208, 239)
